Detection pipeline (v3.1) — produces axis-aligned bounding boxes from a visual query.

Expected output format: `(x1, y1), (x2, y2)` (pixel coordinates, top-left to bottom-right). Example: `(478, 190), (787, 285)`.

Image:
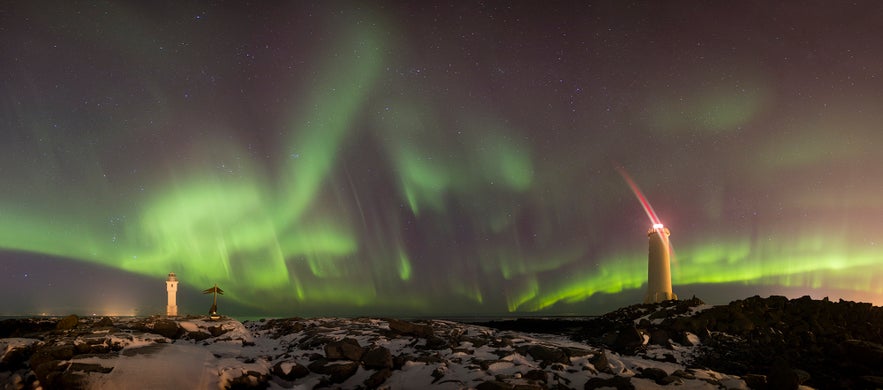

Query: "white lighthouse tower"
(644, 224), (678, 304)
(166, 272), (179, 317)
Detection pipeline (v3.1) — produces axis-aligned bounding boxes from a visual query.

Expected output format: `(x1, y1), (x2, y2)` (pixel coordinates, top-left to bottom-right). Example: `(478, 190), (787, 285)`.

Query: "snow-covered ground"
(0, 316), (752, 389)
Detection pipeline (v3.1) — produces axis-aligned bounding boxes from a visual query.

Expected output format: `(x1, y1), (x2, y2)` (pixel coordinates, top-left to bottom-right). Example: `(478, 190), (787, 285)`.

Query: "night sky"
(2, 1), (883, 318)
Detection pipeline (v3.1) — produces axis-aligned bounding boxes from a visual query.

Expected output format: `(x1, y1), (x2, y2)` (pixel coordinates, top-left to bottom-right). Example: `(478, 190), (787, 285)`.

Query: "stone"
(476, 380), (514, 390)
(68, 362), (113, 374)
(659, 375), (683, 385)
(362, 346), (393, 369)
(226, 369), (269, 389)
(742, 373), (767, 389)
(326, 361), (359, 383)
(185, 331), (212, 341)
(324, 337), (364, 361)
(272, 360), (309, 380)
(612, 326), (644, 353)
(767, 360), (799, 390)
(648, 329), (671, 347)
(525, 345), (568, 365)
(56, 315), (79, 330)
(95, 317), (114, 327)
(588, 351), (611, 374)
(638, 367), (668, 381)
(152, 319), (182, 339)
(309, 359), (359, 382)
(208, 325), (228, 337)
(387, 318), (434, 338)
(671, 369), (695, 379)
(523, 369), (547, 382)
(584, 375), (635, 390)
(364, 368), (392, 389)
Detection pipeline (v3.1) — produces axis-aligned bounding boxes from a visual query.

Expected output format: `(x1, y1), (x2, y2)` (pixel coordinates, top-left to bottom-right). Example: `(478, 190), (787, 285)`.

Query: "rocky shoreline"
(479, 295), (883, 389)
(1, 295), (881, 389)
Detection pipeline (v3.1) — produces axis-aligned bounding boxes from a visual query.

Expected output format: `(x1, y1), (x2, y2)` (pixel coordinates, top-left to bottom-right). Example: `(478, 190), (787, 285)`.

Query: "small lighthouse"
(644, 224), (678, 304)
(166, 272), (179, 317)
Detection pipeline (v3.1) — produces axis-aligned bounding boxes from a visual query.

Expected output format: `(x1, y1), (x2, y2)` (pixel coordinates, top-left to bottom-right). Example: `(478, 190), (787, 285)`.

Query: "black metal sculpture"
(202, 284), (224, 319)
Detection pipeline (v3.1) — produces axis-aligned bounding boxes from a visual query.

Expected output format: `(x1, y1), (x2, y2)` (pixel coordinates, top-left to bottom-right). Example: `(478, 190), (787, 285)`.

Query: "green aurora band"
(2, 3), (882, 316)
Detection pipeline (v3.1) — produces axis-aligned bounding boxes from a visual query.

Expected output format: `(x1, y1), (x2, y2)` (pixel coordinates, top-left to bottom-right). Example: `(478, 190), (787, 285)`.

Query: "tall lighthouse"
(644, 224), (677, 303)
(166, 272), (179, 317)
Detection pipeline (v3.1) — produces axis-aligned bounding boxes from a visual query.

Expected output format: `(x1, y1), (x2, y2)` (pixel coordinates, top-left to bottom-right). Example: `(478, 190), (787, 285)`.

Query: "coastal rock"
(584, 375), (634, 390)
(588, 351), (611, 374)
(362, 346), (393, 369)
(364, 368), (392, 388)
(387, 318), (434, 338)
(152, 319), (182, 339)
(271, 360), (309, 380)
(612, 326), (644, 353)
(637, 367), (668, 382)
(311, 360), (359, 383)
(56, 315), (79, 330)
(524, 345), (568, 366)
(324, 337), (364, 361)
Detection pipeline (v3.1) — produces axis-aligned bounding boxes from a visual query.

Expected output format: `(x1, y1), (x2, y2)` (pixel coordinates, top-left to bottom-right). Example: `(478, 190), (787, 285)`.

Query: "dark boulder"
(588, 351), (611, 374)
(308, 359), (359, 383)
(152, 319), (182, 339)
(612, 327), (644, 353)
(476, 380), (514, 390)
(387, 318), (434, 338)
(271, 360), (309, 380)
(56, 315), (79, 330)
(324, 337), (364, 361)
(524, 345), (568, 366)
(523, 369), (547, 383)
(584, 376), (635, 390)
(637, 367), (668, 382)
(226, 369), (269, 389)
(364, 368), (392, 388)
(95, 317), (114, 327)
(362, 346), (393, 369)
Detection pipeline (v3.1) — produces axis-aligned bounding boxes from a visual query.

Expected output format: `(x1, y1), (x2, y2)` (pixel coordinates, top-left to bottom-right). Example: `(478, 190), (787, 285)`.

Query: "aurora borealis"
(2, 1), (883, 317)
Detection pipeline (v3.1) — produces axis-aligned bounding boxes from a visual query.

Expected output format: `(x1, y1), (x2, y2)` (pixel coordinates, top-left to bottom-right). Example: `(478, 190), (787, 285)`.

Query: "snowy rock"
(271, 360), (309, 380)
(308, 359), (359, 383)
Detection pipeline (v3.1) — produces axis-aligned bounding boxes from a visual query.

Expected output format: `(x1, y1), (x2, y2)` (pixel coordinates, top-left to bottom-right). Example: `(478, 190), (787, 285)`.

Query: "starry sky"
(2, 1), (883, 318)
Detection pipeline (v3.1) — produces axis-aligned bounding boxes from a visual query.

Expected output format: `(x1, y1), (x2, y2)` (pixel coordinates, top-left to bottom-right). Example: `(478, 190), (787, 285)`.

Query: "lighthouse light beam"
(615, 165), (678, 304)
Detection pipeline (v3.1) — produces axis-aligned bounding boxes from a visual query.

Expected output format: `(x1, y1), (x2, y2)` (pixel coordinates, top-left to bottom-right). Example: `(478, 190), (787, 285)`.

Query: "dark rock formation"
(271, 361), (309, 380)
(362, 346), (393, 369)
(151, 319), (183, 339)
(324, 337), (364, 361)
(308, 359), (359, 383)
(364, 368), (391, 388)
(584, 375), (634, 390)
(387, 318), (434, 338)
(56, 315), (79, 330)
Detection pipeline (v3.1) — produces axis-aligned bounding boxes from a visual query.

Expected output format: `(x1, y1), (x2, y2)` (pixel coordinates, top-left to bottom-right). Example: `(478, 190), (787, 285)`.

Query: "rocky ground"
(0, 295), (880, 389)
(480, 295), (883, 390)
